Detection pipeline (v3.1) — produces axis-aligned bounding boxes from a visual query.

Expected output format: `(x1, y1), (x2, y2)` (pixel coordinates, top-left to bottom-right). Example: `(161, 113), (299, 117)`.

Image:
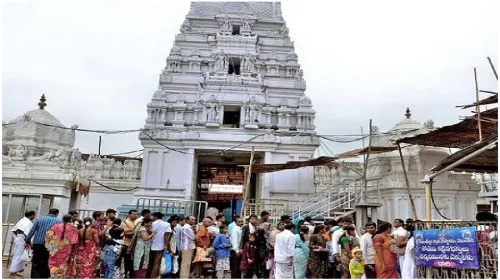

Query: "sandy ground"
(2, 261), (31, 279)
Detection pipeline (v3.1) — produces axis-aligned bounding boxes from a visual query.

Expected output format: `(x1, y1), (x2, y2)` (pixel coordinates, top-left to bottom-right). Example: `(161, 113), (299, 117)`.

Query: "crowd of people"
(8, 207), (426, 279)
(10, 209), (422, 279)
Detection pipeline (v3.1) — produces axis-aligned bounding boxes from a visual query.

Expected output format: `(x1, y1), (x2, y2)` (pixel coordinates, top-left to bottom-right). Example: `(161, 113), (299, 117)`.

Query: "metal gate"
(2, 194), (53, 267)
(136, 198), (208, 222)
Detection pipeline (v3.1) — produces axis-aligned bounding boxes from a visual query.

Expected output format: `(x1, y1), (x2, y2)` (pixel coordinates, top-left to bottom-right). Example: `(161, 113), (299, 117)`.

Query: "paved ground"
(2, 261), (31, 279)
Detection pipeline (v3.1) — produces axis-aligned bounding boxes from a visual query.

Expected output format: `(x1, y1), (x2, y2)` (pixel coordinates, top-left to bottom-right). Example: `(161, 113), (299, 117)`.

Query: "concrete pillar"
(355, 207), (367, 228)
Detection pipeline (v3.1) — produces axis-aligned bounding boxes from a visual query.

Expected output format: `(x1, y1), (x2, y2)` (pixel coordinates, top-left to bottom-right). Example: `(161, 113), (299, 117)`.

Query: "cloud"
(2, 0), (498, 155)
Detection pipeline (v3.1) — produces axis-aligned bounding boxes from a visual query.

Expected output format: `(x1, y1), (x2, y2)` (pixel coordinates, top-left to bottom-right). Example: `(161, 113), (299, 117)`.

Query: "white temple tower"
(136, 2), (319, 215)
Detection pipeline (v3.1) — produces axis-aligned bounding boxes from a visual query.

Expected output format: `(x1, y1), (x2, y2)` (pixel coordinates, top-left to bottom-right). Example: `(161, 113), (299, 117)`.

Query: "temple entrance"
(195, 151), (259, 222)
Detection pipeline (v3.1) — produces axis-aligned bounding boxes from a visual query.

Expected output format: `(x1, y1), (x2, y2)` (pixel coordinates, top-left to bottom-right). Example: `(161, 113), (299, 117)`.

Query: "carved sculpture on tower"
(241, 19), (251, 33)
(215, 50), (227, 72)
(244, 96), (261, 129)
(138, 2), (320, 204)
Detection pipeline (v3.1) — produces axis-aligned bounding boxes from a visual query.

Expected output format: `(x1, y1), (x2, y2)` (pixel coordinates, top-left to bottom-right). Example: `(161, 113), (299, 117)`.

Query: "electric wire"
(107, 149), (144, 156)
(89, 178), (139, 192)
(2, 117), (421, 139)
(3, 113), (424, 160)
(142, 130), (266, 156)
(429, 178), (452, 220)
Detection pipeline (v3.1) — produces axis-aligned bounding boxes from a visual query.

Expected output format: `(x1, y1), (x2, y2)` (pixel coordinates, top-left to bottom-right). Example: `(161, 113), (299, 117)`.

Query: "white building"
(135, 2), (319, 216)
(364, 109), (480, 221)
(2, 95), (141, 224)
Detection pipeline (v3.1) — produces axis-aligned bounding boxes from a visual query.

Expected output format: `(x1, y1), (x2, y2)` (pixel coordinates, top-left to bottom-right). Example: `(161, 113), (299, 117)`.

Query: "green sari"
(293, 234), (309, 279)
(293, 216), (304, 234)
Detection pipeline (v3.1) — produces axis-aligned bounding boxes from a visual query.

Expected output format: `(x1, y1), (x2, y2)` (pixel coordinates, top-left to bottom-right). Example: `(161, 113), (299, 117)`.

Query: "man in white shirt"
(393, 218), (408, 274)
(180, 216), (197, 279)
(9, 211), (36, 278)
(360, 222), (377, 279)
(230, 218), (244, 279)
(147, 212), (171, 278)
(274, 223), (296, 279)
(165, 216), (179, 277)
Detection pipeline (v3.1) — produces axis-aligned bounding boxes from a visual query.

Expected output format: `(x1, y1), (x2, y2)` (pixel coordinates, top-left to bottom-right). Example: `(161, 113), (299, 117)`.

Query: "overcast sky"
(2, 0), (498, 156)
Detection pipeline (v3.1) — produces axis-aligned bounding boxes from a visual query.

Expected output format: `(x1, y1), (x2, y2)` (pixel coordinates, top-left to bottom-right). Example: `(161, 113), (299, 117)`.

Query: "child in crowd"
(213, 225), (232, 279)
(240, 233), (257, 279)
(349, 247), (365, 279)
(102, 228), (125, 279)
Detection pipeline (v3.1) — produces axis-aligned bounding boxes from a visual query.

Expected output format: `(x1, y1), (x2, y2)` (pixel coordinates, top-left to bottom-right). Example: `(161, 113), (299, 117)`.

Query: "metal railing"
(289, 180), (354, 213)
(244, 199), (289, 223)
(136, 198), (208, 222)
(414, 220), (498, 279)
(289, 180), (360, 220)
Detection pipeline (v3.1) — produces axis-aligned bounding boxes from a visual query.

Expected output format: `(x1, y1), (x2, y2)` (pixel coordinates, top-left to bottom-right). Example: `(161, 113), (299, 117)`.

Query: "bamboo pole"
(479, 90), (498, 95)
(240, 146), (255, 216)
(487, 56), (498, 80)
(362, 119), (372, 202)
(474, 68), (483, 141)
(397, 143), (418, 220)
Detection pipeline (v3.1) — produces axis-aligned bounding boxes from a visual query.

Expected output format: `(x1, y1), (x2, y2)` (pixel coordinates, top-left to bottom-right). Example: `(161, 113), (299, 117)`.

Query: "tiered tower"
(138, 2), (319, 203)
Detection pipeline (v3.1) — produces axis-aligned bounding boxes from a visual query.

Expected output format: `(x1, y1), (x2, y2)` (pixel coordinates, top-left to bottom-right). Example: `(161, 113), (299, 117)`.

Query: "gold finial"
(405, 107), (411, 119)
(38, 94), (47, 110)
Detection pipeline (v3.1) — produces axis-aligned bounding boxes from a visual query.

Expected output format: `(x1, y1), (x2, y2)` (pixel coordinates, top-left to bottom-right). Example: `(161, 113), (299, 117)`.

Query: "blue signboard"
(414, 227), (480, 269)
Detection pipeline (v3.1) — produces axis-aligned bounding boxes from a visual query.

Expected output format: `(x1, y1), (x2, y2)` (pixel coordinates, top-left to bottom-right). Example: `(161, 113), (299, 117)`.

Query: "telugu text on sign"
(414, 227), (480, 269)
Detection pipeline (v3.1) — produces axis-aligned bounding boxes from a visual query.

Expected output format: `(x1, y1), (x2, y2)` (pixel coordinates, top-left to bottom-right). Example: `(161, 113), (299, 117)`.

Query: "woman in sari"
(45, 214), (79, 279)
(339, 225), (359, 278)
(72, 217), (100, 279)
(308, 224), (328, 278)
(293, 226), (310, 279)
(132, 218), (154, 278)
(373, 222), (399, 279)
(293, 217), (304, 234)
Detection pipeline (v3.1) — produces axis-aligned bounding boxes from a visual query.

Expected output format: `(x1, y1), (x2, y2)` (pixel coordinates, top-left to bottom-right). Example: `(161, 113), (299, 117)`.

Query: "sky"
(2, 0), (498, 157)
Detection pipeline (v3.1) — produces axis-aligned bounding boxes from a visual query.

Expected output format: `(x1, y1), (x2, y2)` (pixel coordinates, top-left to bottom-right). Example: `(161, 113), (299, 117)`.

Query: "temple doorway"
(195, 150), (260, 222)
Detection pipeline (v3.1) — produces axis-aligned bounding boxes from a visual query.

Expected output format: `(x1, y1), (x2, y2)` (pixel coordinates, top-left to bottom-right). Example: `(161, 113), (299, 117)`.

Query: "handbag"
(160, 252), (172, 275)
(389, 239), (406, 256)
(21, 249), (30, 262)
(193, 247), (209, 263)
(172, 255), (179, 274)
(266, 258), (274, 270)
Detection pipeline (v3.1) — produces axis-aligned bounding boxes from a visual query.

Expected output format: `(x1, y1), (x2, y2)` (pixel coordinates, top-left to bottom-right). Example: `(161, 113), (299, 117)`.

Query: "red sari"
(73, 228), (99, 279)
(45, 223), (79, 279)
(373, 233), (399, 279)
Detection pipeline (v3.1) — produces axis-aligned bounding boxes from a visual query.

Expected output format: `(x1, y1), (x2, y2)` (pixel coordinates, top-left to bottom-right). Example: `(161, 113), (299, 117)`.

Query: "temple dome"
(9, 108), (66, 127)
(2, 95), (76, 154)
(388, 113), (423, 133)
(373, 108), (426, 147)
